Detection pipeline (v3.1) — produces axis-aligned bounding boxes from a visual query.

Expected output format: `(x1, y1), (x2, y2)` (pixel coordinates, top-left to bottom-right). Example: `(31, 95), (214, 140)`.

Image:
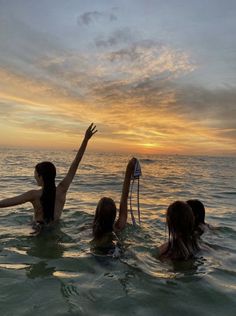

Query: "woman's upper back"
(54, 183), (67, 221)
(31, 183), (67, 222)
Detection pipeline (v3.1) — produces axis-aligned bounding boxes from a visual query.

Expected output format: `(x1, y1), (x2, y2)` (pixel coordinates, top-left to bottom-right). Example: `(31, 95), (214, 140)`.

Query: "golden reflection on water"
(0, 263), (29, 270)
(3, 226), (31, 236)
(225, 284), (236, 291)
(63, 251), (88, 258)
(4, 247), (27, 255)
(151, 270), (176, 279)
(53, 271), (81, 278)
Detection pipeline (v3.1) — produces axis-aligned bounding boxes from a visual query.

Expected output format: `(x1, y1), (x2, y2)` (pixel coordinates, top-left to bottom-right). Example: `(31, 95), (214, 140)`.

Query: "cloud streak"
(95, 28), (135, 47)
(77, 10), (117, 26)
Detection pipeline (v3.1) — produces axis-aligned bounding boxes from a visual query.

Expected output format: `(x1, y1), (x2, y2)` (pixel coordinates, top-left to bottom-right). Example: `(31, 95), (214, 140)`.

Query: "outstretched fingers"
(91, 124), (98, 135)
(85, 123), (98, 139)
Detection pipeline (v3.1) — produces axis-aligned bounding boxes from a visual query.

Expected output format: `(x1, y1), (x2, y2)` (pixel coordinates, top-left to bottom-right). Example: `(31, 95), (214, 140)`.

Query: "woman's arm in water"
(115, 157), (137, 231)
(58, 123), (97, 193)
(0, 190), (38, 208)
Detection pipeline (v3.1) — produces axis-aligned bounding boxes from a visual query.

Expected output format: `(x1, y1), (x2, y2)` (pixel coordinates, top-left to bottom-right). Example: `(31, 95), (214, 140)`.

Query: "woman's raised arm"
(115, 157), (137, 231)
(58, 123), (97, 193)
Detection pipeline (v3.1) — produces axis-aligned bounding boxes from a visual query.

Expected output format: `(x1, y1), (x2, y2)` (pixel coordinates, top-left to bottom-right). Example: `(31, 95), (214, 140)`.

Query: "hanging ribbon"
(129, 159), (142, 225)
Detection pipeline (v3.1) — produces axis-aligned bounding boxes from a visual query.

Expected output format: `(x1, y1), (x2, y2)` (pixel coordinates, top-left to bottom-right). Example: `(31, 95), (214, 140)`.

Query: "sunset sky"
(0, 0), (236, 155)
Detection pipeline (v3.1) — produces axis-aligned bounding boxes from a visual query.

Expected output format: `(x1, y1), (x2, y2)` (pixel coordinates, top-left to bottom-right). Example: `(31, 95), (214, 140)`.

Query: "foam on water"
(0, 148), (236, 316)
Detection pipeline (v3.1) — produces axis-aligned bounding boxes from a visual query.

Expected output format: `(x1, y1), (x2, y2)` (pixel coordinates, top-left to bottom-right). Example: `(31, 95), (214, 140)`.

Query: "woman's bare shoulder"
(28, 189), (42, 200)
(30, 189), (41, 195)
(56, 182), (68, 194)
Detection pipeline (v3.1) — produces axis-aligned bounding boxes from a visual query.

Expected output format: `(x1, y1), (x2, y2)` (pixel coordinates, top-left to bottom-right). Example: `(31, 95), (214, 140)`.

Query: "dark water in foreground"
(0, 149), (235, 316)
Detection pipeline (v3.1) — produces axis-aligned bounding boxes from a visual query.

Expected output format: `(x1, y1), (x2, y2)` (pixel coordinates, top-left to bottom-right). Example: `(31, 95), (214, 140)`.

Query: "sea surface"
(0, 148), (235, 316)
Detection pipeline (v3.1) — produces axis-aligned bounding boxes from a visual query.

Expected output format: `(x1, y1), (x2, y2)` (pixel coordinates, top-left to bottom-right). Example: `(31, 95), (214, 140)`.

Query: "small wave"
(219, 191), (236, 195)
(140, 159), (156, 164)
(82, 164), (97, 170)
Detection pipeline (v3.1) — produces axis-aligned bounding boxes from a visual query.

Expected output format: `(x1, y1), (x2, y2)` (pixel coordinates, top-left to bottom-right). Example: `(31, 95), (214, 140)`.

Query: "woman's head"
(186, 199), (205, 227)
(35, 161), (56, 223)
(167, 201), (194, 238)
(93, 197), (117, 239)
(164, 200), (199, 260)
(35, 161), (56, 186)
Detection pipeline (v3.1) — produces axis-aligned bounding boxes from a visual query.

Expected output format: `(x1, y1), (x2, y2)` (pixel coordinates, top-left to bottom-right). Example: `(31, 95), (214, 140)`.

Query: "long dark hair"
(163, 201), (199, 260)
(92, 197), (117, 239)
(187, 199), (206, 236)
(186, 199), (205, 227)
(35, 161), (56, 223)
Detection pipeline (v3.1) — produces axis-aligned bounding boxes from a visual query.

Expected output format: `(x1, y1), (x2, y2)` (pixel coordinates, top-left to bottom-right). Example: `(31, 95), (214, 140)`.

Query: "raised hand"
(85, 123), (97, 140)
(59, 123), (97, 193)
(127, 157), (137, 173)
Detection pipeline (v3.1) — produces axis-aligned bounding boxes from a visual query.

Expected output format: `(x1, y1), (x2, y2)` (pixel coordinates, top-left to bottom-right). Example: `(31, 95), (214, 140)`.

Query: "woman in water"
(90, 157), (138, 253)
(159, 201), (200, 260)
(0, 123), (97, 233)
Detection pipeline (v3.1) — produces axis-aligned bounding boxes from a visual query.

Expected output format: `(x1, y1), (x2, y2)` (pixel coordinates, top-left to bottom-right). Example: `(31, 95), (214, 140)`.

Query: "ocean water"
(0, 148), (235, 316)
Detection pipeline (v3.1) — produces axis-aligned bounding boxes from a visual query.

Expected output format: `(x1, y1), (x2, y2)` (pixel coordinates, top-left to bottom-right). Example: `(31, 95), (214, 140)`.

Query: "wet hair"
(92, 197), (117, 239)
(186, 199), (205, 227)
(163, 201), (199, 260)
(35, 161), (56, 223)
